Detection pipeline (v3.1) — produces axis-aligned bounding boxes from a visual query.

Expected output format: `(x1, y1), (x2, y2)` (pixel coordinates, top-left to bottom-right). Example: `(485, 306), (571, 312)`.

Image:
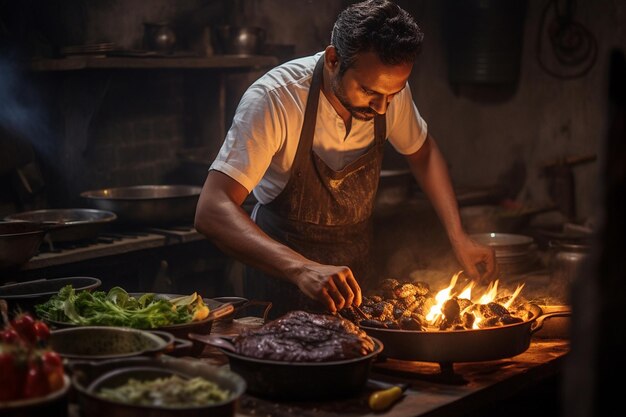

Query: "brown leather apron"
(246, 56), (387, 319)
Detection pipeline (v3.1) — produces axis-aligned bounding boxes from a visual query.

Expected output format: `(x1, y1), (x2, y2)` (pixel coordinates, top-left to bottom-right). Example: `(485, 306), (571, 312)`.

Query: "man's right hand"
(294, 264), (362, 314)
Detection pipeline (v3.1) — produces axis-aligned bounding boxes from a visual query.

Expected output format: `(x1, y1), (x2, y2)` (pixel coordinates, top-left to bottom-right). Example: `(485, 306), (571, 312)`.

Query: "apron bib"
(246, 55), (387, 318)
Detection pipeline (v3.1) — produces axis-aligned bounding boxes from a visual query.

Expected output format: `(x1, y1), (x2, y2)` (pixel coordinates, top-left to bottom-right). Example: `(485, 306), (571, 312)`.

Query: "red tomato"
(22, 361), (50, 399)
(11, 314), (37, 346)
(0, 351), (21, 401)
(1, 328), (21, 344)
(33, 321), (50, 343)
(41, 351), (64, 392)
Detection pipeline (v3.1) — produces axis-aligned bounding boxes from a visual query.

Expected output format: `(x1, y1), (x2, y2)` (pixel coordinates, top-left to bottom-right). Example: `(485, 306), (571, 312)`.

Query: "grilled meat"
(233, 310), (375, 361)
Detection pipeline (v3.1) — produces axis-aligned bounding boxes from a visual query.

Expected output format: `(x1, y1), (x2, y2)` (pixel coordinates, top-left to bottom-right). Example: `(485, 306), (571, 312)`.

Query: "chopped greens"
(35, 285), (210, 329)
(98, 374), (231, 407)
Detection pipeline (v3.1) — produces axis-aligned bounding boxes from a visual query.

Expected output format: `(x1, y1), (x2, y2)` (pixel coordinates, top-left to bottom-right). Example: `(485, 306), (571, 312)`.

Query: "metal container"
(5, 209), (117, 242)
(360, 308), (569, 366)
(0, 221), (46, 270)
(189, 334), (384, 401)
(470, 232), (533, 254)
(0, 276), (101, 315)
(80, 185), (201, 226)
(549, 241), (590, 293)
(215, 26), (266, 56)
(70, 356), (246, 417)
(143, 22), (176, 53)
(49, 326), (190, 360)
(45, 295), (236, 357)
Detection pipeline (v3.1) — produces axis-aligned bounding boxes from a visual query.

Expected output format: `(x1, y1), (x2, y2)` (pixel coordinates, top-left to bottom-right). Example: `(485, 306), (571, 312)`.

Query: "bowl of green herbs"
(35, 286), (236, 356)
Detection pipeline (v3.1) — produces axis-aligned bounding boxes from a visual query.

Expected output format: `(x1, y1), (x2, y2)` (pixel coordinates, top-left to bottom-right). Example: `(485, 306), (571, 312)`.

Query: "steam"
(0, 56), (54, 175)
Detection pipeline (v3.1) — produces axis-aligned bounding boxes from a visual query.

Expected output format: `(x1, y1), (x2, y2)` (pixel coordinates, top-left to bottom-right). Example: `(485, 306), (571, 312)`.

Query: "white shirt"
(210, 52), (428, 216)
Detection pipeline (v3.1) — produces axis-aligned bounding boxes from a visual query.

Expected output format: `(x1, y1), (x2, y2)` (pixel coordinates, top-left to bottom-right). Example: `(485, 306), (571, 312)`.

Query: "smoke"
(0, 58), (50, 142)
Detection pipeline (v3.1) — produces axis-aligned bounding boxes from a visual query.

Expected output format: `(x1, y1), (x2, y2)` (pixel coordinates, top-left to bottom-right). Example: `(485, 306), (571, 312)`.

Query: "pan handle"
(213, 298), (272, 323)
(207, 302), (236, 321)
(530, 311), (571, 335)
(188, 333), (236, 352)
(148, 330), (193, 354)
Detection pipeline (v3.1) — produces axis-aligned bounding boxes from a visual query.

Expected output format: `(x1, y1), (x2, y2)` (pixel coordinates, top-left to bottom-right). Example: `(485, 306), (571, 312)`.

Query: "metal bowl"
(0, 276), (101, 315)
(469, 232), (534, 256)
(80, 185), (201, 226)
(44, 294), (236, 357)
(5, 208), (117, 242)
(71, 356), (246, 417)
(0, 221), (46, 270)
(49, 326), (186, 360)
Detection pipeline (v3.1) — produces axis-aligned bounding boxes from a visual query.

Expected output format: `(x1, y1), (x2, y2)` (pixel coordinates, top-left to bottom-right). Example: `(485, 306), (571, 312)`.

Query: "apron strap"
(291, 55), (325, 176)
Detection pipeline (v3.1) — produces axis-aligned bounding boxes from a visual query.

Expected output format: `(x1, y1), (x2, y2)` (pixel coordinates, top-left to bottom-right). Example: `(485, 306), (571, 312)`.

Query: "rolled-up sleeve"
(210, 85), (285, 193)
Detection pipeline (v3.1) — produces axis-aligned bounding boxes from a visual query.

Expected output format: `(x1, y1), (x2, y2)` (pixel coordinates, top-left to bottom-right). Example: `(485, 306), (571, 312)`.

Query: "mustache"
(349, 106), (376, 116)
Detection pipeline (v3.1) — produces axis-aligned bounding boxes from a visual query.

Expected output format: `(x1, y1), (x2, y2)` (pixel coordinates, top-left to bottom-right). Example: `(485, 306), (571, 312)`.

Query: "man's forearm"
(194, 174), (313, 284)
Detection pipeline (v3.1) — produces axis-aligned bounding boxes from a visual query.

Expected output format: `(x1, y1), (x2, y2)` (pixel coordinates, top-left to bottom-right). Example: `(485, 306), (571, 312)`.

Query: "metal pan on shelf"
(80, 185), (201, 226)
(4, 208), (117, 242)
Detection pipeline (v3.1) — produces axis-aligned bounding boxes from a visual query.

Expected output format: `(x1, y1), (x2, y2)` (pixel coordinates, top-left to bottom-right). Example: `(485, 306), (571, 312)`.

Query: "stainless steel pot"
(360, 307), (569, 365)
(189, 333), (384, 401)
(549, 240), (590, 291)
(80, 185), (201, 226)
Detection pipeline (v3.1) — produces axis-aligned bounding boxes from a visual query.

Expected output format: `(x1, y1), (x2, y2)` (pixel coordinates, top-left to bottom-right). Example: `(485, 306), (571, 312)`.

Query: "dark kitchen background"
(0, 1), (624, 416)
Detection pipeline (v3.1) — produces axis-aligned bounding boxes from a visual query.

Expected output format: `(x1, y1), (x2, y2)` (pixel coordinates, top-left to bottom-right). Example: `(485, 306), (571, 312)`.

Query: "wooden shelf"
(28, 54), (279, 72)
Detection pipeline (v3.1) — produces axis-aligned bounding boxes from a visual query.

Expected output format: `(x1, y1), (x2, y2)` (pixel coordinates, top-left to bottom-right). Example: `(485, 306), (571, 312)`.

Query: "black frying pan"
(360, 307), (570, 365)
(189, 333), (384, 401)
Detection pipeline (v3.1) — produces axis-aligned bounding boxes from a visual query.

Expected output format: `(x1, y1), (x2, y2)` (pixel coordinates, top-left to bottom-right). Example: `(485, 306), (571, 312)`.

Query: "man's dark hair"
(331, 0), (424, 75)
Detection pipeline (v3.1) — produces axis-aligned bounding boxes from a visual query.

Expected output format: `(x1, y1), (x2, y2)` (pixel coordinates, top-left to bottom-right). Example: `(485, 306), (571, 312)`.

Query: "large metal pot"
(0, 221), (46, 269)
(189, 333), (383, 401)
(80, 185), (201, 226)
(360, 307), (569, 365)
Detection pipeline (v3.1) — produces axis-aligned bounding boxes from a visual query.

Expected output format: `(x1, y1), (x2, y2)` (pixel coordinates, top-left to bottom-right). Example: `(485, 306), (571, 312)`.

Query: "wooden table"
(194, 318), (569, 417)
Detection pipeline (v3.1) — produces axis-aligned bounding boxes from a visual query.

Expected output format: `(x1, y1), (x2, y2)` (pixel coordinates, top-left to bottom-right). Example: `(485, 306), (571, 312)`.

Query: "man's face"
(330, 51), (413, 121)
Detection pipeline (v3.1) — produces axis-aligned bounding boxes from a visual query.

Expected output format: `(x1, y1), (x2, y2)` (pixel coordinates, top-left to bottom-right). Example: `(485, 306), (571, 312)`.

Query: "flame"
(425, 270), (461, 322)
(425, 270), (526, 329)
(503, 283), (525, 310)
(458, 281), (474, 300)
(478, 280), (499, 304)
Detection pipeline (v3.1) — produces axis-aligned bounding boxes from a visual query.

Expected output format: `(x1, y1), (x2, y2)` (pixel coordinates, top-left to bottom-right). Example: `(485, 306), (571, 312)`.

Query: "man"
(195, 0), (495, 318)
